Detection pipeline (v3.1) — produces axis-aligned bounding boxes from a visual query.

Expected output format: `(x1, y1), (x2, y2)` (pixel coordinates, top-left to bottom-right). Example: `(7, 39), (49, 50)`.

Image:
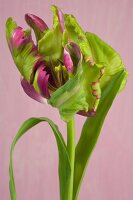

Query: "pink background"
(0, 0), (133, 199)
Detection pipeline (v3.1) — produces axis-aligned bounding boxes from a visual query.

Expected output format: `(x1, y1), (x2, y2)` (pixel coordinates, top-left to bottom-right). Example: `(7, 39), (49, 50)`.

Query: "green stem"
(67, 117), (76, 200)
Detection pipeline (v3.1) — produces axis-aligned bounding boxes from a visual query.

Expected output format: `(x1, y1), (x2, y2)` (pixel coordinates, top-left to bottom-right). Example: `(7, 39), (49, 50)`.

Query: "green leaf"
(9, 117), (71, 200)
(73, 70), (127, 200)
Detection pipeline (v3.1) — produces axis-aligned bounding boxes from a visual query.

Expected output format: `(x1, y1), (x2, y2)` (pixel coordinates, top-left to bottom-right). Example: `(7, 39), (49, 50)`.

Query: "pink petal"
(21, 78), (47, 104)
(63, 48), (74, 73)
(37, 65), (50, 99)
(57, 9), (65, 32)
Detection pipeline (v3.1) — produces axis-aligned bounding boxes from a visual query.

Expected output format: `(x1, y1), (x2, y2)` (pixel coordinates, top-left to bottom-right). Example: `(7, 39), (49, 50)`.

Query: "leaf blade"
(9, 117), (71, 200)
(73, 70), (127, 200)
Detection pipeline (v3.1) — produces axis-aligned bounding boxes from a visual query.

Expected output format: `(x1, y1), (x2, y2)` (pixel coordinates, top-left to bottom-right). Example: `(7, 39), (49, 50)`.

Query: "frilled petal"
(25, 14), (48, 41)
(6, 18), (42, 82)
(48, 46), (90, 121)
(49, 40), (105, 121)
(64, 14), (92, 57)
(85, 32), (128, 91)
(21, 78), (47, 103)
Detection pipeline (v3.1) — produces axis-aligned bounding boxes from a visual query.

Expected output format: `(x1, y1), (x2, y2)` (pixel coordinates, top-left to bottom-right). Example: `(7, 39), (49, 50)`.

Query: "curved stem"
(67, 117), (76, 200)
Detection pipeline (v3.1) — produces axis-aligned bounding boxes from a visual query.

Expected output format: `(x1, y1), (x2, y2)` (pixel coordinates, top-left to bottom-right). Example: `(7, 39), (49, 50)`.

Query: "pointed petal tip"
(51, 5), (65, 32)
(6, 17), (17, 41)
(25, 13), (48, 32)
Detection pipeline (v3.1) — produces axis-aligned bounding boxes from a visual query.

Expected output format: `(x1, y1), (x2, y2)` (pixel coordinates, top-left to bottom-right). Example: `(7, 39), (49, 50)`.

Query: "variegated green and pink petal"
(25, 13), (48, 41)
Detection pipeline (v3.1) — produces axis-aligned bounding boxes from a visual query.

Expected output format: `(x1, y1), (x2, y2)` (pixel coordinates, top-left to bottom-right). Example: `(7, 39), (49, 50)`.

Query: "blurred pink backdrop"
(0, 0), (133, 199)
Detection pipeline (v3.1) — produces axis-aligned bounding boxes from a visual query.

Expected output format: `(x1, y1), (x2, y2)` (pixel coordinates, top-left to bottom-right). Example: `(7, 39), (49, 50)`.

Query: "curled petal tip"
(63, 48), (74, 73)
(51, 5), (65, 32)
(25, 14), (48, 40)
(25, 13), (48, 31)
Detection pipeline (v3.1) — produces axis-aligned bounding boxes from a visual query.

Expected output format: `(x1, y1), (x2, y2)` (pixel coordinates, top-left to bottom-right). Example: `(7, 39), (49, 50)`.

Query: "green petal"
(48, 56), (103, 121)
(48, 59), (88, 121)
(64, 14), (92, 57)
(85, 32), (127, 90)
(6, 18), (17, 41)
(6, 18), (40, 82)
(82, 61), (104, 110)
(38, 5), (63, 61)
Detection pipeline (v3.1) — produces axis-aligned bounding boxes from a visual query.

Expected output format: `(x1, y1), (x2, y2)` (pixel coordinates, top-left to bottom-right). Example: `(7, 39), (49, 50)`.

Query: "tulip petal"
(85, 32), (128, 92)
(6, 17), (17, 43)
(38, 5), (63, 61)
(21, 78), (47, 103)
(36, 65), (50, 99)
(25, 14), (48, 41)
(63, 48), (73, 73)
(64, 42), (82, 73)
(64, 14), (92, 57)
(6, 18), (32, 53)
(6, 18), (43, 82)
(57, 8), (65, 32)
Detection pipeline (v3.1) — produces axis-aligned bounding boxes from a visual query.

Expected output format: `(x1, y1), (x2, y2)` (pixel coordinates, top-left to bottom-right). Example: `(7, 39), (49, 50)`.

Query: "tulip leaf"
(73, 70), (127, 200)
(9, 117), (71, 200)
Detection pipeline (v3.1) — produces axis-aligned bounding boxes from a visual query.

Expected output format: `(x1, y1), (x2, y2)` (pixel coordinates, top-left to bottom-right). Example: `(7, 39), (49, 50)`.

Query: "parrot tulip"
(6, 5), (127, 122)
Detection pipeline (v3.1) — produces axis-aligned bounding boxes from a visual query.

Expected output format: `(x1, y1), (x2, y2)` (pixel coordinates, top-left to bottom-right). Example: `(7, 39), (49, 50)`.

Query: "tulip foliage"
(6, 5), (127, 200)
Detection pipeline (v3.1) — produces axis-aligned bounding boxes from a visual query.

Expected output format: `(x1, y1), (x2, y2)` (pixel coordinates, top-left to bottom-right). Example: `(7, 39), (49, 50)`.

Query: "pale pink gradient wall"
(0, 0), (133, 199)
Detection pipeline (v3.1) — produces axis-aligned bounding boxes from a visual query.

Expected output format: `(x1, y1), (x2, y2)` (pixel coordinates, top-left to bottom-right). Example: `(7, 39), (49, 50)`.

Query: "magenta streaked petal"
(57, 9), (65, 32)
(10, 27), (31, 52)
(37, 65), (50, 99)
(11, 27), (25, 47)
(25, 14), (48, 31)
(63, 48), (74, 73)
(21, 78), (47, 104)
(25, 14), (48, 40)
(9, 26), (32, 55)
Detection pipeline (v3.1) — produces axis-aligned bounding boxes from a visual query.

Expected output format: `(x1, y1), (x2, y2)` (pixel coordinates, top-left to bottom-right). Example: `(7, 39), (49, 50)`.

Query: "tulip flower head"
(6, 5), (127, 121)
